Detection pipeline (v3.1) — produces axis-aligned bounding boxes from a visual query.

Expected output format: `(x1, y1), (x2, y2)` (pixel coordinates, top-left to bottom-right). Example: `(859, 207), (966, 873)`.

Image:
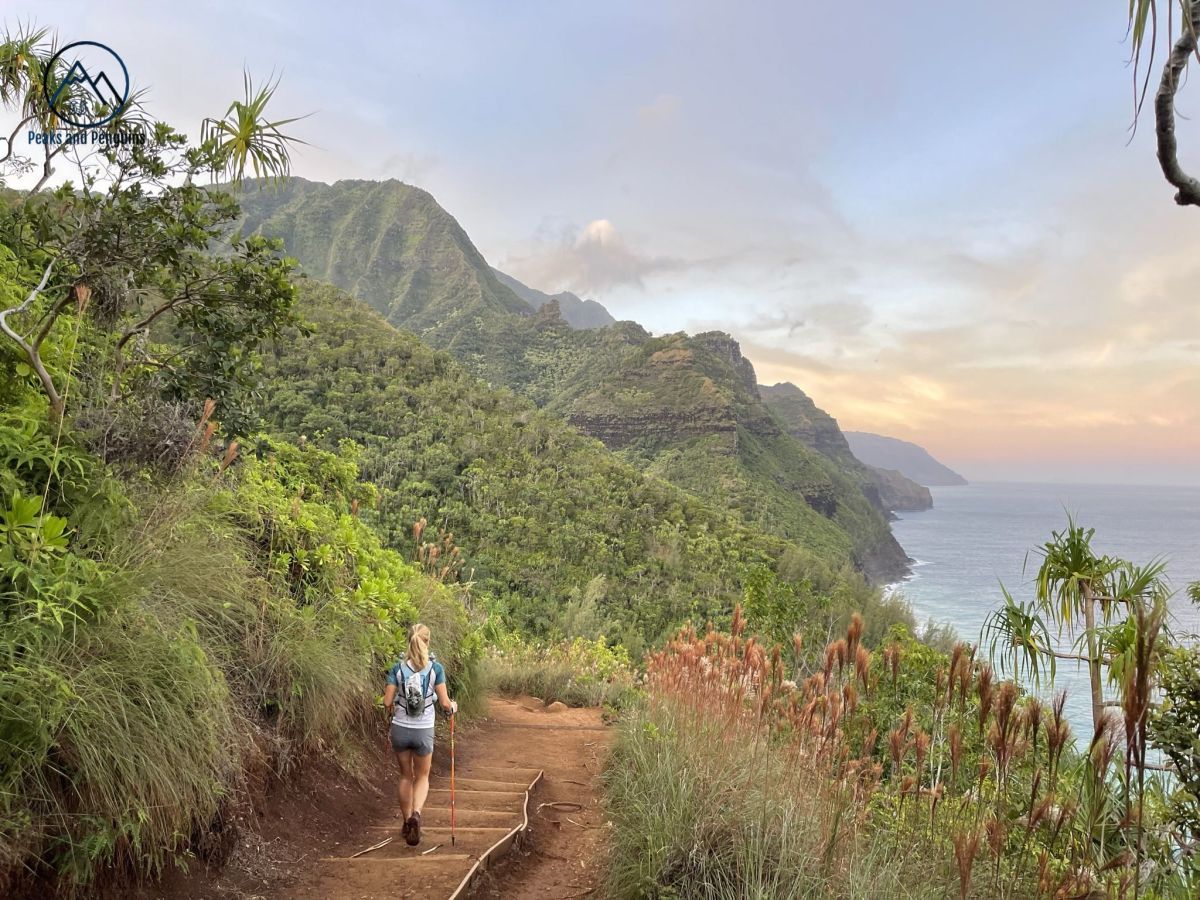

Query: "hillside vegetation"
(236, 177), (910, 583)
(260, 282), (890, 649)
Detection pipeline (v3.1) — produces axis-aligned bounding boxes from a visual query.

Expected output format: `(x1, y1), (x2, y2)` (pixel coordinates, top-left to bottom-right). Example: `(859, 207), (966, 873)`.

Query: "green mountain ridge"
(760, 383), (932, 513)
(235, 177), (911, 582)
(261, 281), (881, 646)
(492, 267), (616, 329)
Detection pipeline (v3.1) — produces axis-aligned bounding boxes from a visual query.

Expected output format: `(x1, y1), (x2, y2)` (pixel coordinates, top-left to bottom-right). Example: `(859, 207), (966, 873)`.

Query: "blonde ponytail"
(407, 623), (431, 671)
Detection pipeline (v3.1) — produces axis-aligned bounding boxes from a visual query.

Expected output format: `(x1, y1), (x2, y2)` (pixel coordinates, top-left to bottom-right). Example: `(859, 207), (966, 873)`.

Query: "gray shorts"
(390, 724), (434, 757)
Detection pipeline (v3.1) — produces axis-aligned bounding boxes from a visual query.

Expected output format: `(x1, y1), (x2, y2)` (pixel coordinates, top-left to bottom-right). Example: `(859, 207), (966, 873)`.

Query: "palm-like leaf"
(201, 70), (308, 184)
(0, 23), (51, 120)
(982, 586), (1056, 686)
(1031, 516), (1118, 627)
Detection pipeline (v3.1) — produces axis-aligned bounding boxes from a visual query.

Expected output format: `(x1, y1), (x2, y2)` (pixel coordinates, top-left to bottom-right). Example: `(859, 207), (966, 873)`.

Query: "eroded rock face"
(759, 382), (857, 464)
(866, 466), (933, 512)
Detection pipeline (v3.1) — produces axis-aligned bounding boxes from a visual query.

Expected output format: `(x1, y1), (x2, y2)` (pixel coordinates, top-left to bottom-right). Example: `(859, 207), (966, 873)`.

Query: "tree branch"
(0, 260), (63, 416)
(1156, 2), (1200, 206)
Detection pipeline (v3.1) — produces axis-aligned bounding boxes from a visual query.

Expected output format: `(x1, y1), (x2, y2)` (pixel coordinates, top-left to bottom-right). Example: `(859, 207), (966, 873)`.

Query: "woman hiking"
(384, 623), (457, 846)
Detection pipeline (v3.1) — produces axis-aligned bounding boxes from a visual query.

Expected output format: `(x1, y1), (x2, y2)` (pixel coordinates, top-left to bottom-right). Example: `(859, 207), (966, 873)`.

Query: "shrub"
(482, 635), (638, 709)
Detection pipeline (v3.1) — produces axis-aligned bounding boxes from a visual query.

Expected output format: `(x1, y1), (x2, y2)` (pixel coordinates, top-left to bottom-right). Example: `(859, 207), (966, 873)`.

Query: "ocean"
(887, 481), (1200, 738)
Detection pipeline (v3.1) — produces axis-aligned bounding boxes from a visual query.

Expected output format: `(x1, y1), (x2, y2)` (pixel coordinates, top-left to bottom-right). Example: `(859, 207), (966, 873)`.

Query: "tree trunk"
(1156, 0), (1200, 206)
(1082, 584), (1105, 736)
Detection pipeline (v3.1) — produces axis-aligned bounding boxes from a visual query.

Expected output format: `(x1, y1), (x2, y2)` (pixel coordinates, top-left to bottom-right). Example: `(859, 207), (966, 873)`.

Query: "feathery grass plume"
(899, 706), (914, 744)
(1047, 692), (1071, 790)
(833, 637), (848, 675)
(843, 681), (858, 718)
(861, 726), (878, 759)
(889, 643), (901, 686)
(949, 723), (964, 788)
(1026, 767), (1043, 825)
(914, 728), (930, 781)
(929, 782), (944, 825)
(731, 603), (745, 638)
(219, 439), (239, 470)
(847, 612), (864, 657)
(977, 663), (994, 735)
(1037, 851), (1053, 895)
(854, 644), (871, 692)
(991, 682), (1019, 783)
(1030, 791), (1054, 831)
(934, 667), (946, 712)
(823, 640), (837, 681)
(985, 815), (1006, 871)
(957, 649), (972, 711)
(953, 827), (981, 900)
(977, 756), (992, 789)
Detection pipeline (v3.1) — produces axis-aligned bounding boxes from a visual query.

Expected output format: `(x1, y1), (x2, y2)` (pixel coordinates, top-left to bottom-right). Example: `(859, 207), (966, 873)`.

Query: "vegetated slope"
(236, 177), (907, 581)
(260, 281), (879, 649)
(492, 267), (616, 329)
(542, 332), (909, 579)
(232, 177), (536, 386)
(844, 430), (968, 486)
(761, 382), (932, 512)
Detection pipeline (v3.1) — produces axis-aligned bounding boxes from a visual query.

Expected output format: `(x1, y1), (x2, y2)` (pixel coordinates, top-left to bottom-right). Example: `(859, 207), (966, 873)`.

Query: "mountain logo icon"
(44, 41), (130, 129)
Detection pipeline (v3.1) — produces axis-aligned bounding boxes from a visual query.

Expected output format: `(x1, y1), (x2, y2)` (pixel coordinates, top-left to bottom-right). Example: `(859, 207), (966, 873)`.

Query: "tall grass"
(604, 616), (956, 898)
(0, 442), (479, 895)
(603, 609), (1193, 898)
(482, 636), (638, 709)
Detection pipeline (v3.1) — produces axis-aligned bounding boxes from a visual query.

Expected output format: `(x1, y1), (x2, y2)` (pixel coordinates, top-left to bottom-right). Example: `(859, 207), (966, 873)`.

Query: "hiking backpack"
(400, 662), (433, 718)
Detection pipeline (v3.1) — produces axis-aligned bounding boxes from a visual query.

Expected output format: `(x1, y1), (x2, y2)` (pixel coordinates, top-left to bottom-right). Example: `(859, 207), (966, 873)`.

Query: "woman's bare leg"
(396, 750), (415, 819)
(412, 751), (433, 814)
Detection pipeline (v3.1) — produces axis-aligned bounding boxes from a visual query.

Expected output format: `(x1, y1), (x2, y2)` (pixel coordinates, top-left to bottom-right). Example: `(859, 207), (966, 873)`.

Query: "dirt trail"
(154, 696), (612, 900)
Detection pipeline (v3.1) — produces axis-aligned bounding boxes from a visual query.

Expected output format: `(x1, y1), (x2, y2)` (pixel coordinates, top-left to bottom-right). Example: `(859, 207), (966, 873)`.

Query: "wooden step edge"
(448, 769), (544, 900)
(365, 825), (512, 833)
(320, 853), (474, 863)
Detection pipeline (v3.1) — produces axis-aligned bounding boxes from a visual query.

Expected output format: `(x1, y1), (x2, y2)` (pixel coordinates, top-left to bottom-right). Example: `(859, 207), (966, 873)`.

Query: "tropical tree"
(982, 519), (1171, 736)
(1126, 0), (1200, 207)
(0, 24), (306, 434)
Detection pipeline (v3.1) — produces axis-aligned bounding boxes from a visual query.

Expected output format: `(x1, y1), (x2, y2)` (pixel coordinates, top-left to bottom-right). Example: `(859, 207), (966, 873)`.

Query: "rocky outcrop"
(866, 466), (933, 512)
(759, 382), (858, 465)
(492, 268), (617, 330)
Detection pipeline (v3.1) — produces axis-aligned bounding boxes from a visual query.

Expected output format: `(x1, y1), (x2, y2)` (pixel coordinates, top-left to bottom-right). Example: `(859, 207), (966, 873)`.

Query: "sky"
(18, 1), (1200, 484)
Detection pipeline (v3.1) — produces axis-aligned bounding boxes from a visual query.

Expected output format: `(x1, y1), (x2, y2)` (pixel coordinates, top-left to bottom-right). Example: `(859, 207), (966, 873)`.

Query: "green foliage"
(234, 178), (907, 585)
(1151, 646), (1200, 846)
(482, 635), (639, 709)
(261, 281), (881, 645)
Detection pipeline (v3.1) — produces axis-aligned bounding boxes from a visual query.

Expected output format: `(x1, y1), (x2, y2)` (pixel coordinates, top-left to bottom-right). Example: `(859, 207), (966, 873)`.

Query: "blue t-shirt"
(387, 658), (446, 729)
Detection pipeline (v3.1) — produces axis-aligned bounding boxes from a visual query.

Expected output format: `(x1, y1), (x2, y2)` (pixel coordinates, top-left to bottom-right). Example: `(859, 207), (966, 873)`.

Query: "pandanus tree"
(984, 521), (1177, 894)
(0, 24), (306, 434)
(984, 519), (1170, 736)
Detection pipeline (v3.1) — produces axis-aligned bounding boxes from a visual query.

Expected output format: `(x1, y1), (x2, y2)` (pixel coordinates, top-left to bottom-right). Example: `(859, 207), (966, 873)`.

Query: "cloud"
(501, 218), (688, 294)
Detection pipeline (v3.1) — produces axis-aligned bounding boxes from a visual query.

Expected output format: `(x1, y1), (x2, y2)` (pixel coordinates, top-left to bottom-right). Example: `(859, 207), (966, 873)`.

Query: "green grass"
(604, 700), (953, 899)
(482, 636), (639, 709)
(0, 410), (479, 894)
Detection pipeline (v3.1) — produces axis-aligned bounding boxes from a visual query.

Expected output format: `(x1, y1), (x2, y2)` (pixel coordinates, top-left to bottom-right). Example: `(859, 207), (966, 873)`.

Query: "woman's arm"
(383, 684), (397, 719)
(434, 682), (457, 715)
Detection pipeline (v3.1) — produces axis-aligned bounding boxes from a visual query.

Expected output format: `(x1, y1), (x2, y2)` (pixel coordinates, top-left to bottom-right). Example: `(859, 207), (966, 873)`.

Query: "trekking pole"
(449, 712), (457, 846)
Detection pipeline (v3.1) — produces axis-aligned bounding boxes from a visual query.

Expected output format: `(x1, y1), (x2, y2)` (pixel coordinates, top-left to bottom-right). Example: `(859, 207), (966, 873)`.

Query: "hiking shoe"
(405, 811), (421, 846)
(400, 816), (411, 841)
